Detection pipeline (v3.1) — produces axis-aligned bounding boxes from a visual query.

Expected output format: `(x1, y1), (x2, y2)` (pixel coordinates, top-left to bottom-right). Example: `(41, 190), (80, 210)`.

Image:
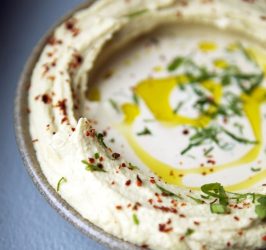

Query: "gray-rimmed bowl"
(14, 1), (138, 249)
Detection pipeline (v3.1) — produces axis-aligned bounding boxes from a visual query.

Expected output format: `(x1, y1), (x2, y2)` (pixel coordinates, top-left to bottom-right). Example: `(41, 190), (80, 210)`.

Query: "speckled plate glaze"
(14, 1), (266, 250)
(14, 1), (139, 249)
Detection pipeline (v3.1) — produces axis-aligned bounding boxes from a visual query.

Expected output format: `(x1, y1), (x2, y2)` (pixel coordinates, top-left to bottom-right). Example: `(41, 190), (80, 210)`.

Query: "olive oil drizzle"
(117, 44), (266, 191)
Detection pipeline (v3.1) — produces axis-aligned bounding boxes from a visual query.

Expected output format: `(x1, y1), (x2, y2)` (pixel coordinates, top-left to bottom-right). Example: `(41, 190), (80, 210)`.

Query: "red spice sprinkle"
(193, 221), (200, 226)
(125, 180), (131, 186)
(207, 159), (216, 165)
(112, 153), (120, 159)
(99, 156), (104, 162)
(150, 178), (156, 184)
(132, 202), (141, 211)
(89, 158), (95, 164)
(148, 199), (153, 205)
(111, 181), (115, 185)
(61, 117), (68, 124)
(179, 214), (186, 218)
(227, 242), (231, 247)
(238, 230), (243, 236)
(121, 163), (126, 168)
(261, 16), (266, 21)
(86, 131), (90, 137)
(166, 218), (172, 225)
(234, 216), (240, 221)
(182, 129), (189, 135)
(115, 205), (122, 210)
(179, 236), (185, 241)
(141, 244), (149, 248)
(65, 18), (80, 36)
(136, 175), (143, 187)
(47, 35), (63, 46)
(32, 139), (39, 143)
(158, 223), (173, 233)
(262, 235), (266, 241)
(69, 54), (83, 69)
(71, 127), (75, 132)
(153, 205), (177, 214)
(56, 99), (67, 116)
(42, 94), (52, 104)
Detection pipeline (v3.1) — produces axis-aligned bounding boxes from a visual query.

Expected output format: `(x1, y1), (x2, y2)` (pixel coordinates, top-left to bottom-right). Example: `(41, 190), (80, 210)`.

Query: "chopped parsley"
(200, 182), (266, 219)
(132, 213), (140, 225)
(185, 228), (195, 236)
(56, 177), (67, 192)
(133, 93), (139, 106)
(137, 127), (152, 136)
(109, 99), (120, 113)
(125, 9), (147, 18)
(156, 184), (182, 199)
(187, 195), (205, 204)
(251, 167), (261, 172)
(203, 146), (214, 157)
(255, 196), (266, 219)
(96, 133), (107, 148)
(181, 125), (257, 155)
(167, 57), (185, 71)
(129, 162), (139, 170)
(82, 160), (106, 172)
(94, 152), (100, 159)
(173, 101), (184, 114)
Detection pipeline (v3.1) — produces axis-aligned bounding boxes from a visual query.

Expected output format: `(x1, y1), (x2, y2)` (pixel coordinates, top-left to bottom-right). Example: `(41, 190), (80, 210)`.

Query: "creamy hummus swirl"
(28, 0), (266, 249)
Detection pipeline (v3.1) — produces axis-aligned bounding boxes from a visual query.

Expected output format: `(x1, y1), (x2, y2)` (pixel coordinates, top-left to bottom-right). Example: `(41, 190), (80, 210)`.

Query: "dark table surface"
(0, 1), (106, 249)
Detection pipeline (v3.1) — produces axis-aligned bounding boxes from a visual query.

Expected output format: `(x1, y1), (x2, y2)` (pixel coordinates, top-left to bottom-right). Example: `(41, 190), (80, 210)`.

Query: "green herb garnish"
(94, 152), (100, 159)
(109, 99), (120, 113)
(96, 133), (107, 148)
(82, 160), (106, 172)
(125, 9), (147, 18)
(156, 184), (182, 199)
(129, 162), (139, 170)
(181, 125), (257, 155)
(187, 195), (205, 204)
(173, 101), (184, 114)
(132, 213), (140, 225)
(133, 93), (139, 106)
(210, 203), (230, 214)
(167, 57), (185, 71)
(251, 167), (261, 172)
(185, 228), (195, 236)
(200, 182), (266, 218)
(137, 127), (152, 136)
(204, 146), (214, 157)
(56, 177), (67, 192)
(255, 196), (266, 219)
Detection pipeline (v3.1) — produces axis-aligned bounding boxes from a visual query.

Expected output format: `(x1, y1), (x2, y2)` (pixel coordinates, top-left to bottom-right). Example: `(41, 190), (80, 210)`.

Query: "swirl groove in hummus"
(28, 0), (266, 249)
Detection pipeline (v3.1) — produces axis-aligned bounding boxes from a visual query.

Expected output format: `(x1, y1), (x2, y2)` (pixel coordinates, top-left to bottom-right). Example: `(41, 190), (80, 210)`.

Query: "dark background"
(0, 1), (106, 249)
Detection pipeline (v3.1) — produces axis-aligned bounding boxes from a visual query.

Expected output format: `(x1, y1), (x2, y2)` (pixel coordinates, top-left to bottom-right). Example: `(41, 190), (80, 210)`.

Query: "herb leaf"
(167, 57), (185, 72)
(109, 99), (120, 113)
(185, 228), (195, 236)
(56, 177), (67, 192)
(97, 133), (107, 148)
(137, 127), (152, 136)
(82, 160), (106, 172)
(156, 184), (182, 199)
(210, 204), (230, 214)
(132, 213), (140, 225)
(125, 9), (147, 18)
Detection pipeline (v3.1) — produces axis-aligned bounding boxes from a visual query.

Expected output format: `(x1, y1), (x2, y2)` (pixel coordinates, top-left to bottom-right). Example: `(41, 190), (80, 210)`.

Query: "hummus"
(28, 0), (266, 249)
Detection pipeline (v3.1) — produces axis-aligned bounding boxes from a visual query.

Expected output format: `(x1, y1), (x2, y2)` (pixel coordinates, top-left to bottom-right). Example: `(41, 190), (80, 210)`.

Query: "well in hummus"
(28, 0), (266, 249)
